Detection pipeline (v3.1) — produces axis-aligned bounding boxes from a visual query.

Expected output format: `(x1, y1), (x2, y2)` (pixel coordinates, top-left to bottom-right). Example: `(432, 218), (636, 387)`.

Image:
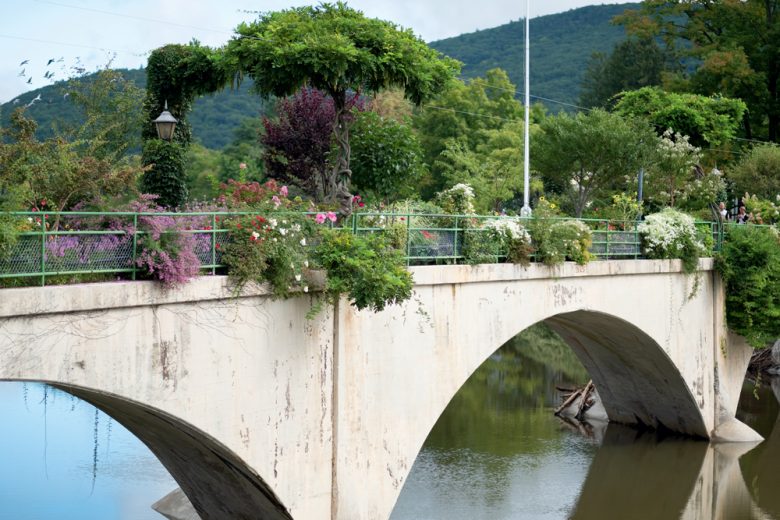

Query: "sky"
(0, 1), (627, 103)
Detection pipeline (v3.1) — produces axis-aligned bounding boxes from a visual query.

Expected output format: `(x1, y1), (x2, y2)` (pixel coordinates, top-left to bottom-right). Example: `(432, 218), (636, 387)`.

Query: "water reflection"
(393, 325), (780, 520)
(0, 383), (176, 520)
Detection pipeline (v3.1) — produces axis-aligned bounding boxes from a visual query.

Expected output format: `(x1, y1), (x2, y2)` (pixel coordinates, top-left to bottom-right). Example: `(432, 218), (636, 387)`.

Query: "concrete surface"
(0, 259), (760, 519)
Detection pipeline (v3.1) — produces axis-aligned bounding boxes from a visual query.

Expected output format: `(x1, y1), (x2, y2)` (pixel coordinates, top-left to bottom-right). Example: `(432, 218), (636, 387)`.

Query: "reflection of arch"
(546, 311), (708, 437)
(46, 383), (292, 520)
(391, 310), (710, 517)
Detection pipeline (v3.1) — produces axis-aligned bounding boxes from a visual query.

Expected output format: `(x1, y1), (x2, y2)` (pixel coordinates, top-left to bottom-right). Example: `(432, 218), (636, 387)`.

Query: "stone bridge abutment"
(0, 259), (761, 519)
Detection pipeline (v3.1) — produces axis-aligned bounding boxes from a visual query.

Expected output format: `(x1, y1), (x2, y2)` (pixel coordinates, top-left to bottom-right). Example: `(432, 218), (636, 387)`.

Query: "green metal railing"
(0, 211), (726, 286)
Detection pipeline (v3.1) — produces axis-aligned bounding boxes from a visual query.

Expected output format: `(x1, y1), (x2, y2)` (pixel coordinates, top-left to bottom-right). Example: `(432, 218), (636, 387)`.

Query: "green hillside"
(1, 68), (266, 149)
(1, 3), (637, 147)
(430, 3), (639, 110)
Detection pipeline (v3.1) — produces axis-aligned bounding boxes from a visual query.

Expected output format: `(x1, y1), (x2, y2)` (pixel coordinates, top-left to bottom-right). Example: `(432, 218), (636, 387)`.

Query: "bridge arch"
(4, 381), (291, 520)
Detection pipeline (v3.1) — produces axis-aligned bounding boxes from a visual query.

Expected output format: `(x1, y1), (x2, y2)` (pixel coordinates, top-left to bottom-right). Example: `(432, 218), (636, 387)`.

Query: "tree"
(613, 87), (747, 148)
(142, 42), (228, 208)
(729, 144), (780, 199)
(579, 37), (668, 109)
(226, 2), (459, 210)
(412, 68), (528, 196)
(436, 121), (536, 213)
(349, 111), (426, 203)
(532, 109), (658, 217)
(616, 1), (780, 142)
(261, 89), (341, 200)
(0, 110), (140, 214)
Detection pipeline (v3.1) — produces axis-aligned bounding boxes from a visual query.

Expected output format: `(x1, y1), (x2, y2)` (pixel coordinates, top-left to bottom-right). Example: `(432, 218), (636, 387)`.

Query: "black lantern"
(153, 100), (177, 141)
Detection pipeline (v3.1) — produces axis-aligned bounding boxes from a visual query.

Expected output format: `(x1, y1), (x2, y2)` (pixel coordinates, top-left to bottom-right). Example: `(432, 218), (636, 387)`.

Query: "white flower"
(292, 224), (301, 232)
(27, 217), (33, 223)
(304, 260), (309, 268)
(269, 218), (278, 228)
(295, 274), (301, 282)
(300, 238), (307, 246)
(303, 286), (309, 293)
(251, 231), (260, 239)
(279, 228), (288, 236)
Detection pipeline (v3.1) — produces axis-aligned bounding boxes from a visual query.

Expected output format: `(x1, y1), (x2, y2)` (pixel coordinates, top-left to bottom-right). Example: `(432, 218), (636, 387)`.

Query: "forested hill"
(1, 3), (637, 148)
(0, 69), (265, 150)
(430, 3), (639, 110)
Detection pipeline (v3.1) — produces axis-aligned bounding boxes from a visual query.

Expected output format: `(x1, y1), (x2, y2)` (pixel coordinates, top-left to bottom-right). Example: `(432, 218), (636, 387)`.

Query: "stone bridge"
(0, 259), (762, 519)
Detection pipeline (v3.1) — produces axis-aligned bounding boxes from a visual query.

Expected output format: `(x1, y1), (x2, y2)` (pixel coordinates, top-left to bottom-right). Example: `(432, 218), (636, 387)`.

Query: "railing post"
(40, 213), (46, 286)
(605, 220), (610, 260)
(131, 213), (138, 280)
(211, 213), (217, 275)
(405, 212), (411, 266)
(453, 215), (460, 263)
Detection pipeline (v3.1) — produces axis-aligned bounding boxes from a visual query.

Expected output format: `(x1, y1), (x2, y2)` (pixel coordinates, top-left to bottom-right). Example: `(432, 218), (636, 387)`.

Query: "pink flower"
(315, 213), (327, 224)
(272, 195), (282, 208)
(326, 211), (337, 223)
(239, 162), (247, 170)
(280, 186), (288, 197)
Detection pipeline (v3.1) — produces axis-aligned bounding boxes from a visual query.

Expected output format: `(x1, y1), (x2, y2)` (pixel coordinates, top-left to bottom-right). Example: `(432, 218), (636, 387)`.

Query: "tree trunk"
(328, 89), (354, 215)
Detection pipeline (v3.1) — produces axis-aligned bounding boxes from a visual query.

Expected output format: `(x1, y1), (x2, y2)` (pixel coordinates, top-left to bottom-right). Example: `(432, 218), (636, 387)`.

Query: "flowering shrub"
(313, 229), (413, 312)
(598, 192), (642, 228)
(638, 208), (706, 273)
(222, 212), (314, 297)
(534, 220), (593, 266)
(463, 218), (533, 266)
(742, 192), (780, 225)
(435, 183), (476, 215)
(131, 195), (202, 287)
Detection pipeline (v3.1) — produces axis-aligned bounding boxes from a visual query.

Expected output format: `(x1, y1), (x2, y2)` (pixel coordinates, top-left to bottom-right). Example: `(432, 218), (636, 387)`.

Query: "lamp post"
(153, 100), (178, 141)
(520, 0), (532, 217)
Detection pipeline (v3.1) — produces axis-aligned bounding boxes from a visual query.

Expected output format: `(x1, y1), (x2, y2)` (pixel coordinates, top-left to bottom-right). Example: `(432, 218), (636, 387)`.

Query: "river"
(1, 324), (778, 519)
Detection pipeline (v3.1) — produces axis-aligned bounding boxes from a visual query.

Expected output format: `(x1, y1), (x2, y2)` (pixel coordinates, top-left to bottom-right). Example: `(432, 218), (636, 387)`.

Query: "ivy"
(716, 226), (780, 348)
(141, 140), (188, 209)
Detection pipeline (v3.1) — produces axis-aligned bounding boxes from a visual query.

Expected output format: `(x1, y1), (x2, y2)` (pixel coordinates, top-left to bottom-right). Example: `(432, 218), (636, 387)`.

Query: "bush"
(528, 201), (592, 267)
(141, 139), (188, 209)
(222, 213), (313, 298)
(637, 208), (705, 273)
(716, 225), (780, 347)
(313, 230), (413, 312)
(463, 218), (533, 265)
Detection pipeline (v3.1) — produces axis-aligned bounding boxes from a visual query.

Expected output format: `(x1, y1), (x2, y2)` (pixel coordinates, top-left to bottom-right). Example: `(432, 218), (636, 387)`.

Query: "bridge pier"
(0, 260), (762, 519)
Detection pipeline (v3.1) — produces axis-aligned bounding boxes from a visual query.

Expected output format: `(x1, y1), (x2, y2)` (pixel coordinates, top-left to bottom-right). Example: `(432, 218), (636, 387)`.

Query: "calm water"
(1, 326), (779, 520)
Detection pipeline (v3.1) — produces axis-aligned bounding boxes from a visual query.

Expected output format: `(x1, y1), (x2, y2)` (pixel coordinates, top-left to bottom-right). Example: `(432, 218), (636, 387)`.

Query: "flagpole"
(520, 0), (532, 217)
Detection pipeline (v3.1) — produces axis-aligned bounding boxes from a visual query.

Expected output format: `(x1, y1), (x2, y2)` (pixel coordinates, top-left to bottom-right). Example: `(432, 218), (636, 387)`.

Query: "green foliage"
(530, 217), (593, 267)
(65, 68), (145, 161)
(313, 229), (413, 312)
(350, 111), (425, 202)
(716, 225), (780, 347)
(729, 144), (780, 200)
(141, 139), (187, 208)
(598, 192), (643, 227)
(638, 208), (705, 274)
(741, 193), (780, 225)
(228, 2), (458, 207)
(580, 37), (669, 109)
(0, 186), (27, 259)
(613, 87), (747, 148)
(412, 69), (526, 196)
(0, 109), (141, 213)
(431, 4), (637, 111)
(617, 1), (780, 141)
(463, 218), (533, 266)
(222, 213), (313, 299)
(185, 143), (223, 200)
(435, 183), (476, 215)
(532, 109), (658, 217)
(142, 42), (228, 207)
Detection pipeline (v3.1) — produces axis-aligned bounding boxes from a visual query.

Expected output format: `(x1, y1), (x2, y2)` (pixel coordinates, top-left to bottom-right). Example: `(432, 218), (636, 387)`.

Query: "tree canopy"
(532, 109), (658, 217)
(613, 87), (747, 148)
(616, 0), (780, 142)
(226, 2), (459, 209)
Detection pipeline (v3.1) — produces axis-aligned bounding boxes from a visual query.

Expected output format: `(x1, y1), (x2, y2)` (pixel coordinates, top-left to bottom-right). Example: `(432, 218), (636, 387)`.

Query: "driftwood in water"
(555, 379), (596, 421)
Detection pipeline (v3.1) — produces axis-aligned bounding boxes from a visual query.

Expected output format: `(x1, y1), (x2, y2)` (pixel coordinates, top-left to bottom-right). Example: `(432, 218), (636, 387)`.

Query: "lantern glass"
(153, 101), (178, 141)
